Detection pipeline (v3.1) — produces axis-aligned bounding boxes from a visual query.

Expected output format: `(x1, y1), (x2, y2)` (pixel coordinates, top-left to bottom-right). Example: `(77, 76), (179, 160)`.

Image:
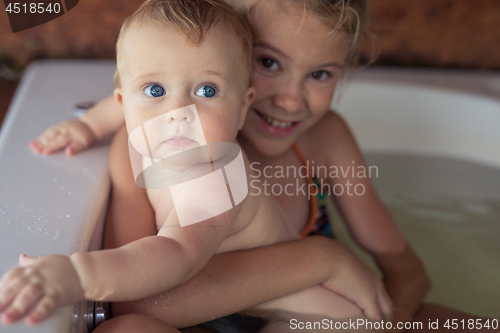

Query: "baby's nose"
(166, 107), (194, 123)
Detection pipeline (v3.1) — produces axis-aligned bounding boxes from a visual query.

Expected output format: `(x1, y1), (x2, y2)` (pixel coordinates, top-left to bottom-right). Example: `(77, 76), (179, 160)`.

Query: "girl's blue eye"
(144, 84), (165, 97)
(259, 57), (279, 71)
(195, 85), (217, 98)
(310, 71), (330, 81)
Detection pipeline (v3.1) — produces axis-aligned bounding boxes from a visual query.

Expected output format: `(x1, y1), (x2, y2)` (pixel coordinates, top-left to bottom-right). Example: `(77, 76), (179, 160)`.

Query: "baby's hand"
(30, 119), (96, 156)
(0, 254), (84, 325)
(323, 248), (393, 326)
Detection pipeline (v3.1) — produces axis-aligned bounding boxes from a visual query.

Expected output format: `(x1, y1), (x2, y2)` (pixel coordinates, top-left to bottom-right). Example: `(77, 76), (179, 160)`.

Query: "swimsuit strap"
(292, 143), (318, 237)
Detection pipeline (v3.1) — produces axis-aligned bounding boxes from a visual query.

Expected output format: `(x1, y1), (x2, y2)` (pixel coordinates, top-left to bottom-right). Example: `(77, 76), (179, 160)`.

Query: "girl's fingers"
(358, 297), (382, 333)
(25, 296), (57, 326)
(3, 284), (44, 324)
(379, 289), (394, 324)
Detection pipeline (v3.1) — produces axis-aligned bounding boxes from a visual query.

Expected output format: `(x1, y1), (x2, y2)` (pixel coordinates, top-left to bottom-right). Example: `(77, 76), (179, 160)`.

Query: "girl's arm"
(106, 127), (392, 328)
(30, 93), (125, 155)
(318, 111), (431, 322)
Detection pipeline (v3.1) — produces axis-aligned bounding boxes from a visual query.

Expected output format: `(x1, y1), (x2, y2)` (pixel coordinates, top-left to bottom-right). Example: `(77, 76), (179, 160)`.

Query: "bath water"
(330, 153), (500, 318)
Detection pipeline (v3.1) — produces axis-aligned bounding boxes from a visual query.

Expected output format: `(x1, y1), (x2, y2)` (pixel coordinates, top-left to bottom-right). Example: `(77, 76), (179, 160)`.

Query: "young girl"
(30, 0), (494, 332)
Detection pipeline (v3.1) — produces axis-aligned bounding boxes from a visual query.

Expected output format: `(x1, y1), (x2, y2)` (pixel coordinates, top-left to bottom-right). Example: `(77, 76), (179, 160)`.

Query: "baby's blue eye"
(144, 84), (165, 97)
(195, 85), (217, 98)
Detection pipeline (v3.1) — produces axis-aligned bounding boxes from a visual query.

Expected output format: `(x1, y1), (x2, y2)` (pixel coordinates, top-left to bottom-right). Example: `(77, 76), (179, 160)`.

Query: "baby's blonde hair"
(114, 0), (253, 87)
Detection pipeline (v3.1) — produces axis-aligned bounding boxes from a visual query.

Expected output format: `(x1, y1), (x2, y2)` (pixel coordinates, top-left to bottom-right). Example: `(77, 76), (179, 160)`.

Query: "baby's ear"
(114, 88), (123, 107)
(239, 86), (255, 130)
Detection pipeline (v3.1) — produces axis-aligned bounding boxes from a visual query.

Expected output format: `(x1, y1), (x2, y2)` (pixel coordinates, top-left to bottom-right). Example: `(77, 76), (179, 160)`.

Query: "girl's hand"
(0, 254), (84, 325)
(30, 119), (96, 156)
(322, 244), (394, 325)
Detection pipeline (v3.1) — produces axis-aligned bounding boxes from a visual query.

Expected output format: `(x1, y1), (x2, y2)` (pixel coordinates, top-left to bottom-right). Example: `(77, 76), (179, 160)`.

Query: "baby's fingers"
(39, 133), (72, 155)
(30, 127), (63, 154)
(25, 296), (57, 325)
(65, 140), (87, 156)
(0, 270), (26, 313)
(2, 284), (44, 325)
(19, 254), (38, 267)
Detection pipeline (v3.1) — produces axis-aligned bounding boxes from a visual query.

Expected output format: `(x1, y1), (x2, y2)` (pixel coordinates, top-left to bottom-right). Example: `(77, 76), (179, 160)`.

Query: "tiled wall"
(1, 0), (499, 70)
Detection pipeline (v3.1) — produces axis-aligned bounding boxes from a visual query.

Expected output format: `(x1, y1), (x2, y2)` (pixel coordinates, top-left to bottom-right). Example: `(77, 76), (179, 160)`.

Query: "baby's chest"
(146, 188), (175, 232)
(256, 155), (311, 233)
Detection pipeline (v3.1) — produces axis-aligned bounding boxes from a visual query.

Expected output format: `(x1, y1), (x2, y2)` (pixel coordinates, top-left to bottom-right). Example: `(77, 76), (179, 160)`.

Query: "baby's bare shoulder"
(217, 140), (299, 253)
(109, 126), (136, 188)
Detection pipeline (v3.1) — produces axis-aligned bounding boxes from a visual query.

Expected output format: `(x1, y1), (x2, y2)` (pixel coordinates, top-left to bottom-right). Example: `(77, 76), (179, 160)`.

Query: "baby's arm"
(0, 210), (235, 325)
(30, 93), (124, 155)
(72, 211), (235, 302)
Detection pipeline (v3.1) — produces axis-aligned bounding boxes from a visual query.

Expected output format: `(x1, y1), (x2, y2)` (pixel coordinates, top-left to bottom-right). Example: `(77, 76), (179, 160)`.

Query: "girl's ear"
(239, 86), (256, 130)
(114, 88), (123, 107)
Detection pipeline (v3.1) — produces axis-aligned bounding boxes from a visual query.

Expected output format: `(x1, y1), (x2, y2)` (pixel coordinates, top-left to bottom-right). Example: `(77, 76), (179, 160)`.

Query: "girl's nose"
(272, 79), (304, 114)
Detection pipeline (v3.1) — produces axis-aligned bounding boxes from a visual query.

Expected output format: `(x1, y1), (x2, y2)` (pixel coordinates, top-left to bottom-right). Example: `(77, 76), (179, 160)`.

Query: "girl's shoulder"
(298, 110), (359, 163)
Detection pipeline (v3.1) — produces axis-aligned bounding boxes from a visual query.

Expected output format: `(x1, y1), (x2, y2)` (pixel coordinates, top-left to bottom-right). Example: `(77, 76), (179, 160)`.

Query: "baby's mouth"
(163, 136), (198, 149)
(254, 109), (299, 129)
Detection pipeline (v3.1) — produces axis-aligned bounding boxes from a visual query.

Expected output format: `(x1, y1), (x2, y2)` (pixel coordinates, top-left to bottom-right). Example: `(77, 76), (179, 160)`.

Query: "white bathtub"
(332, 68), (500, 318)
(334, 68), (500, 169)
(0, 62), (498, 332)
(0, 60), (115, 333)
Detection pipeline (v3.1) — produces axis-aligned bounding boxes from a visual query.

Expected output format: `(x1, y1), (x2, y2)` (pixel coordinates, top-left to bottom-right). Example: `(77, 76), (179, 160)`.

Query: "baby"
(2, 0), (390, 329)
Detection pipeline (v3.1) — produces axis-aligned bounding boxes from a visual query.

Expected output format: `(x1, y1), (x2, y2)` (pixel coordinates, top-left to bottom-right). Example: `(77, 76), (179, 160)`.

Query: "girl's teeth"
(262, 114), (293, 128)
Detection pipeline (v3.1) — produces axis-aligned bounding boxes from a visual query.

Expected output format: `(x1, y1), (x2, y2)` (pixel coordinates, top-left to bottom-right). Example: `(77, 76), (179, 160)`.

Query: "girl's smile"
(253, 108), (301, 137)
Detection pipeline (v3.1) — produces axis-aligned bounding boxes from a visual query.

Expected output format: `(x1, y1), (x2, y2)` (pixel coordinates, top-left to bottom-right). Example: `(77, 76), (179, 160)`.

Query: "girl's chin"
(241, 129), (295, 157)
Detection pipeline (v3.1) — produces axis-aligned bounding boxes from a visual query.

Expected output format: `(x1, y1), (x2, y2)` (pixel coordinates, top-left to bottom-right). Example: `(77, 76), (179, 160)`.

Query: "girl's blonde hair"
(271, 0), (375, 68)
(114, 0), (253, 87)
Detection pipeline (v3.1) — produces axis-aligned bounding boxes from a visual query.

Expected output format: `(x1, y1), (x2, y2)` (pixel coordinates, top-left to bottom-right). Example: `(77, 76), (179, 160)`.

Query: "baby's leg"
(94, 313), (182, 333)
(247, 285), (371, 333)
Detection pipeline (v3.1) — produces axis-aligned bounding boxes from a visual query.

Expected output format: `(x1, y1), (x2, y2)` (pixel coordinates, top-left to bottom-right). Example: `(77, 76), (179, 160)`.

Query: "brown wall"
(367, 0), (500, 69)
(1, 0), (500, 71)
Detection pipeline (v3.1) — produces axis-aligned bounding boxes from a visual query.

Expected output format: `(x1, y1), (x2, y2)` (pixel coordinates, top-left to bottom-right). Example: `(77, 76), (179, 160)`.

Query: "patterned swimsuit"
(293, 143), (334, 238)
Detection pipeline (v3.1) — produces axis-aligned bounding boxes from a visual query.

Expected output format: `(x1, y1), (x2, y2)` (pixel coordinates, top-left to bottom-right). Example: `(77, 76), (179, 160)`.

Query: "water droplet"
(66, 215), (70, 218)
(53, 230), (62, 240)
